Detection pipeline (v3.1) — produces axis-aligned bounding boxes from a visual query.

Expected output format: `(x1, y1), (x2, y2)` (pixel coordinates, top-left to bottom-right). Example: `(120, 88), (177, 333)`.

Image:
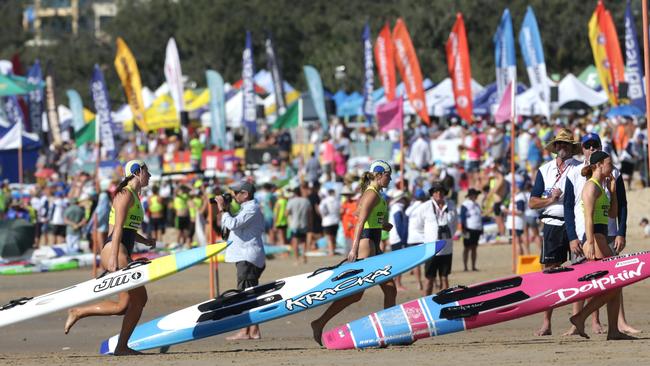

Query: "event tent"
(556, 73), (608, 110)
(0, 122), (41, 183)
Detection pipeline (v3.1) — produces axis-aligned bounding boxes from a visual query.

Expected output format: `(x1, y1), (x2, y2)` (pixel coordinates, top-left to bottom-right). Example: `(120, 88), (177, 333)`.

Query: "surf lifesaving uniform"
(580, 178), (610, 238)
(106, 186), (144, 256)
(361, 186), (387, 253)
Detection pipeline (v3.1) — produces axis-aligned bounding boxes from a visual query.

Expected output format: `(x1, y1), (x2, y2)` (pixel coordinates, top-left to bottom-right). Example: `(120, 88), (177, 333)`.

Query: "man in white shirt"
(319, 189), (341, 256)
(408, 132), (432, 170)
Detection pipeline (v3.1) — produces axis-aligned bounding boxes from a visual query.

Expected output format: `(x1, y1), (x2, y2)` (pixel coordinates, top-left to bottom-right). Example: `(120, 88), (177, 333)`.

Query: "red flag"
(376, 98), (403, 132)
(392, 18), (430, 124)
(601, 8), (625, 103)
(446, 13), (473, 123)
(375, 23), (396, 102)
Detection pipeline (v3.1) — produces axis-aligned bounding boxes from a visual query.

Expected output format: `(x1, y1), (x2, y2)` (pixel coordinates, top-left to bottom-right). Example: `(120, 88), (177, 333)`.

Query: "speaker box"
(550, 86), (559, 102)
(618, 82), (629, 100)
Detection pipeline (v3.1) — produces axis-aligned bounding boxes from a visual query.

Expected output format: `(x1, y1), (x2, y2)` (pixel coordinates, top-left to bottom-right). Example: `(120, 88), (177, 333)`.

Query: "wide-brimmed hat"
(545, 128), (581, 155)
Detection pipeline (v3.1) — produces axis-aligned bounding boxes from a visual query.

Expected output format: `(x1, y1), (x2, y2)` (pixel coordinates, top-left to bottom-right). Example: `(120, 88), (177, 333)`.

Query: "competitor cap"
(589, 151), (609, 165)
(369, 160), (392, 175)
(124, 159), (146, 178)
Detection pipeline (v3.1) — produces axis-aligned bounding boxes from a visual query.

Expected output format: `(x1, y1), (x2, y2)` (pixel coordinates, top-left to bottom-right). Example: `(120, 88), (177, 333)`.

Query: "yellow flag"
(588, 3), (615, 105)
(114, 37), (147, 131)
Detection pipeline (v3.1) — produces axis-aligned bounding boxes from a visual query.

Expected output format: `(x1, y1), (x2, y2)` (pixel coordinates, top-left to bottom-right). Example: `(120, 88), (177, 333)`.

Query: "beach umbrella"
(606, 104), (644, 118)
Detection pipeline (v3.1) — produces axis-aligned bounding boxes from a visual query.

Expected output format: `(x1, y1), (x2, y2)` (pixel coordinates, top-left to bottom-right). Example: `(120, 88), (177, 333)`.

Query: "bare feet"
(64, 308), (80, 334)
(562, 325), (580, 336)
(569, 315), (589, 339)
(396, 286), (408, 292)
(619, 324), (642, 334)
(226, 332), (254, 340)
(535, 327), (552, 336)
(472, 268), (479, 272)
(591, 322), (606, 335)
(311, 320), (323, 346)
(607, 331), (637, 340)
(113, 347), (144, 356)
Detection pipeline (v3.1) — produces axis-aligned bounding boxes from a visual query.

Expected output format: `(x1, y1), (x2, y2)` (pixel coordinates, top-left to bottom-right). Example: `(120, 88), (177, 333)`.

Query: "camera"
(209, 193), (233, 207)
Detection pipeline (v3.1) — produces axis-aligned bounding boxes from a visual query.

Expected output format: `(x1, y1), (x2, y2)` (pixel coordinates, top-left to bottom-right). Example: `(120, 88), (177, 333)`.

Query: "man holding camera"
(213, 180), (266, 340)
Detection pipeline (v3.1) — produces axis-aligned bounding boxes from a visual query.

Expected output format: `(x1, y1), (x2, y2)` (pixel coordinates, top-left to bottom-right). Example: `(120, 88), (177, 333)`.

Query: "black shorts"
(463, 229), (482, 247)
(493, 202), (503, 216)
(621, 161), (634, 176)
(391, 242), (407, 251)
(150, 217), (165, 232)
(176, 216), (190, 231)
(236, 261), (265, 290)
(425, 254), (452, 278)
(361, 228), (383, 254)
(291, 228), (307, 241)
(593, 224), (608, 236)
(323, 224), (339, 236)
(52, 224), (66, 237)
(540, 224), (569, 264)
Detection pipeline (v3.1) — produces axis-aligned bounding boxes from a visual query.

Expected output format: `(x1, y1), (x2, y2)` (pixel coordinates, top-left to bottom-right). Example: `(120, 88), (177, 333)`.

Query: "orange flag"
(589, 1), (625, 105)
(392, 18), (429, 124)
(375, 22), (396, 102)
(446, 13), (473, 123)
(601, 8), (625, 102)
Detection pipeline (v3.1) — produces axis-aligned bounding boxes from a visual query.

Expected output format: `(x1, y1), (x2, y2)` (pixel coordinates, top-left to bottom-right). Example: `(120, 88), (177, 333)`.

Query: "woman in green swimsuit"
(64, 160), (155, 355)
(311, 160), (396, 345)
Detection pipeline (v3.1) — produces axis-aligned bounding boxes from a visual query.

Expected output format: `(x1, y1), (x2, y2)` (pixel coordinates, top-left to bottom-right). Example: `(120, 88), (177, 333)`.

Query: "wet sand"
(2, 188), (650, 365)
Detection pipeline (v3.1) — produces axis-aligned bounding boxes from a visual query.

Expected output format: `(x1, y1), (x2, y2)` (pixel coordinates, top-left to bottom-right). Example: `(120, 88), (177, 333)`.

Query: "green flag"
(74, 119), (96, 147)
(272, 100), (301, 130)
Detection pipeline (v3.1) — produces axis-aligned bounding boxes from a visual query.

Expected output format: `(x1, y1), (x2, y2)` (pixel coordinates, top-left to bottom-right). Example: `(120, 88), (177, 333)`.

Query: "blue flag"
(362, 23), (375, 124)
(518, 6), (549, 106)
(3, 96), (25, 129)
(265, 33), (287, 116)
(304, 65), (328, 131)
(90, 64), (115, 157)
(242, 31), (257, 136)
(624, 0), (645, 111)
(206, 69), (226, 149)
(494, 8), (517, 102)
(26, 60), (43, 135)
(66, 89), (85, 132)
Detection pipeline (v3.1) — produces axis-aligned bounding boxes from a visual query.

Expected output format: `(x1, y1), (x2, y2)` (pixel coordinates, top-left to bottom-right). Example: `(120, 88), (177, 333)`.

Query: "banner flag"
(376, 97), (403, 132)
(164, 37), (185, 115)
(375, 22), (396, 102)
(303, 65), (328, 131)
(242, 31), (257, 135)
(2, 95), (24, 129)
(44, 61), (60, 145)
(66, 89), (84, 132)
(265, 33), (287, 116)
(589, 1), (625, 105)
(518, 6), (549, 105)
(206, 69), (226, 149)
(114, 37), (147, 131)
(90, 64), (115, 156)
(362, 23), (375, 123)
(495, 81), (513, 124)
(494, 9), (517, 102)
(446, 13), (473, 123)
(272, 99), (301, 130)
(392, 18), (429, 124)
(624, 0), (645, 110)
(26, 60), (43, 136)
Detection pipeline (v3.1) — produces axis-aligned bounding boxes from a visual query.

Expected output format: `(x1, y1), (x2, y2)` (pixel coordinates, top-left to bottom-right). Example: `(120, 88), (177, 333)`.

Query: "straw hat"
(544, 128), (581, 155)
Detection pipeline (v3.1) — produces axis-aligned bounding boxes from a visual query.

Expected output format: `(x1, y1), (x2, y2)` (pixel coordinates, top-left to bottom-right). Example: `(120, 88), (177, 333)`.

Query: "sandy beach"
(2, 188), (650, 366)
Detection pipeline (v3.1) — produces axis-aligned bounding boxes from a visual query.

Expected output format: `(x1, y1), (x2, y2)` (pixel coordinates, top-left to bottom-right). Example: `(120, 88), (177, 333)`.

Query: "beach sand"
(2, 188), (650, 366)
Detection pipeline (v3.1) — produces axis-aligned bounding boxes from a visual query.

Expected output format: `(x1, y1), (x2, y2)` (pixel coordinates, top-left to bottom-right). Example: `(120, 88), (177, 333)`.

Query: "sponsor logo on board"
(93, 271), (144, 293)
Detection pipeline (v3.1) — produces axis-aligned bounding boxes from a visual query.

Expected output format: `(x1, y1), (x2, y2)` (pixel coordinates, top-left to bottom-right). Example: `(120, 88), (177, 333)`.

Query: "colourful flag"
(66, 89), (84, 132)
(206, 69), (226, 149)
(589, 1), (625, 105)
(114, 37), (147, 131)
(494, 9), (517, 102)
(494, 81), (514, 124)
(74, 118), (95, 147)
(375, 22), (396, 102)
(26, 60), (43, 136)
(518, 6), (549, 105)
(303, 65), (328, 131)
(624, 0), (645, 110)
(242, 31), (257, 135)
(2, 96), (24, 128)
(392, 18), (429, 124)
(164, 37), (185, 115)
(376, 98), (403, 132)
(265, 33), (287, 116)
(362, 23), (375, 123)
(272, 99), (301, 130)
(90, 64), (115, 156)
(446, 12), (473, 123)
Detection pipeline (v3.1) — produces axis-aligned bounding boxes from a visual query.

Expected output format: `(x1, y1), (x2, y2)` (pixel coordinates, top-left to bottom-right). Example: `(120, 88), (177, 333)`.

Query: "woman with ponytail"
(64, 160), (156, 355)
(569, 151), (634, 340)
(311, 160), (397, 345)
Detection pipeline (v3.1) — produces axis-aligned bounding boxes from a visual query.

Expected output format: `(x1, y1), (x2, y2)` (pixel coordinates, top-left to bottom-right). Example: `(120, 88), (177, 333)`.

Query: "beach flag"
(518, 6), (549, 105)
(242, 31), (257, 136)
(494, 9), (517, 102)
(66, 89), (84, 132)
(362, 23), (375, 123)
(206, 70), (226, 149)
(114, 37), (147, 131)
(90, 64), (115, 157)
(26, 60), (43, 136)
(624, 0), (645, 110)
(44, 61), (60, 145)
(446, 12), (473, 123)
(164, 37), (185, 116)
(303, 65), (328, 131)
(494, 80), (515, 124)
(392, 18), (429, 124)
(272, 99), (301, 130)
(2, 96), (25, 129)
(589, 1), (625, 105)
(376, 97), (403, 132)
(375, 22), (396, 102)
(265, 33), (287, 116)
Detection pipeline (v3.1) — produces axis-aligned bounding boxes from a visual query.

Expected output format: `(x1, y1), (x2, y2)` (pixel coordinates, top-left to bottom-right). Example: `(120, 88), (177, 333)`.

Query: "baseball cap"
(581, 133), (601, 146)
(231, 181), (256, 195)
(124, 159), (146, 178)
(414, 188), (426, 199)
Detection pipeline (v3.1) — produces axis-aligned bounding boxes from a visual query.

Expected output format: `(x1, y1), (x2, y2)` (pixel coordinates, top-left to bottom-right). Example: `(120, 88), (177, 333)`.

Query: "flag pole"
(400, 98), (406, 191)
(18, 122), (23, 185)
(643, 0), (650, 183)
(509, 80), (517, 273)
(92, 119), (100, 277)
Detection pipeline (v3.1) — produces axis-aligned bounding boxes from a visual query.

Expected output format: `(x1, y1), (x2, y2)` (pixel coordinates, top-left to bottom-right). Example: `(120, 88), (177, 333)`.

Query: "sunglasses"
(582, 141), (601, 150)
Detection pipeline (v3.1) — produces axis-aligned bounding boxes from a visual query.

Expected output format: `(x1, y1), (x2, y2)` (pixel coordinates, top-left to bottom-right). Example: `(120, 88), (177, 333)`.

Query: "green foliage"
(0, 0), (641, 107)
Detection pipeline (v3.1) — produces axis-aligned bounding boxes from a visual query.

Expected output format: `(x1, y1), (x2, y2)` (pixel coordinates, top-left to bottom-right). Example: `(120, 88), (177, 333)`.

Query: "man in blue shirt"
(214, 180), (266, 340)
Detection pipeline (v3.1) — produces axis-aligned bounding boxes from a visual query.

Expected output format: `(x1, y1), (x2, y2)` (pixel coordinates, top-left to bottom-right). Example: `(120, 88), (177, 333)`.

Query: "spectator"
(286, 186), (311, 264)
(319, 188), (341, 256)
(460, 188), (482, 272)
(408, 131), (432, 170)
(387, 190), (409, 291)
(271, 187), (290, 245)
(63, 197), (86, 253)
(406, 188), (427, 291)
(50, 191), (68, 244)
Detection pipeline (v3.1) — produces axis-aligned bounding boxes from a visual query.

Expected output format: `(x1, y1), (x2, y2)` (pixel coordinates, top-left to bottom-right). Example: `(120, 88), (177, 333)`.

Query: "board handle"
(0, 296), (33, 311)
(308, 259), (348, 278)
(578, 270), (609, 282)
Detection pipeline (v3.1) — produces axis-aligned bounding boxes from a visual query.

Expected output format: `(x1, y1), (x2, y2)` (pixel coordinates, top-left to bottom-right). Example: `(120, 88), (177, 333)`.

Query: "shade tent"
(556, 73), (608, 110)
(254, 69), (296, 94)
(0, 220), (35, 258)
(0, 123), (41, 183)
(405, 77), (484, 117)
(472, 82), (528, 116)
(224, 89), (265, 128)
(515, 87), (549, 117)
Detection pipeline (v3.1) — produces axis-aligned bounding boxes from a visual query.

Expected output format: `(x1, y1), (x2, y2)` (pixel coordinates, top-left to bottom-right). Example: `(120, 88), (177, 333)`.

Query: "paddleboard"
(99, 241), (444, 354)
(0, 242), (228, 328)
(0, 260), (80, 275)
(323, 251), (650, 349)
